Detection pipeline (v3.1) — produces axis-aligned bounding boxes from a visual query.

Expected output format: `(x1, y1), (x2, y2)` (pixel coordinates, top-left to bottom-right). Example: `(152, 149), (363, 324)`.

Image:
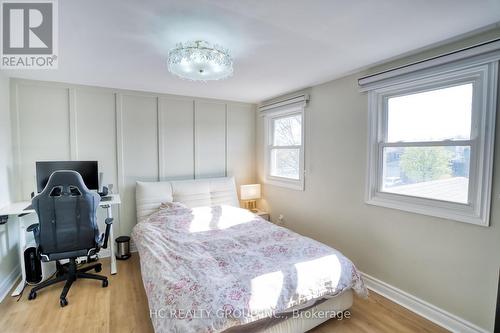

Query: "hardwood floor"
(0, 256), (448, 333)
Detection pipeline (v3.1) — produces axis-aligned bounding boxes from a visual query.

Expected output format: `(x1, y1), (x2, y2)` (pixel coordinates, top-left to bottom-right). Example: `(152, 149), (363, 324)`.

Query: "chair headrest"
(40, 170), (91, 196)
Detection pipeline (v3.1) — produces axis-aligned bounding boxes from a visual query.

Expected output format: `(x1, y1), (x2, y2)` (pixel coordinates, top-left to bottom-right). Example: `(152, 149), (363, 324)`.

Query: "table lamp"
(240, 184), (261, 212)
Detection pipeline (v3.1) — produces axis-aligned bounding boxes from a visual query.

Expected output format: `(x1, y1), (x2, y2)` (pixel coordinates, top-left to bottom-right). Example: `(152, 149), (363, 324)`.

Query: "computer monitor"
(35, 161), (99, 193)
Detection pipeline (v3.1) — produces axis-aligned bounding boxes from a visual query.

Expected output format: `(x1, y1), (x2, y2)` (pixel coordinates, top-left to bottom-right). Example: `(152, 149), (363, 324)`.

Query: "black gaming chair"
(27, 170), (113, 307)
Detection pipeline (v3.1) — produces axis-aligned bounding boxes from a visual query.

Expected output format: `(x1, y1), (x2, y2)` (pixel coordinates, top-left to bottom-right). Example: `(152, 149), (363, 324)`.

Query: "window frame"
(365, 61), (497, 226)
(264, 104), (305, 190)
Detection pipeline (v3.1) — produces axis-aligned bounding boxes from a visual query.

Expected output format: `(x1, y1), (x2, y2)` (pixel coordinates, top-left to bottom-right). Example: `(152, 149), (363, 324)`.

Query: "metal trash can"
(115, 236), (131, 260)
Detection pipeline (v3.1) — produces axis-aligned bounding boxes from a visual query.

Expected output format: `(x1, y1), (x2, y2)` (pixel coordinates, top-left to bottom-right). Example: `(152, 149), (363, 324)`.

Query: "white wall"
(257, 28), (500, 331)
(10, 79), (256, 239)
(0, 73), (20, 299)
(0, 72), (12, 208)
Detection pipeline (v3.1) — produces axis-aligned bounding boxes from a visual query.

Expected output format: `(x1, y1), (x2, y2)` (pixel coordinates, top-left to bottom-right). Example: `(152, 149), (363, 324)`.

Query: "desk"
(0, 194), (121, 296)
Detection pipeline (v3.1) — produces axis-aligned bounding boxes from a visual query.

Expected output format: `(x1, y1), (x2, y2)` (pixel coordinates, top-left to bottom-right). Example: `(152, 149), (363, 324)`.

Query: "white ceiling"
(3, 0), (500, 103)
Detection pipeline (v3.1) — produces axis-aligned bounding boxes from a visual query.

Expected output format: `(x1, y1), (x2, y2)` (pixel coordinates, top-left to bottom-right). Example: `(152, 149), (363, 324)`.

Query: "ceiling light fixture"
(167, 40), (233, 81)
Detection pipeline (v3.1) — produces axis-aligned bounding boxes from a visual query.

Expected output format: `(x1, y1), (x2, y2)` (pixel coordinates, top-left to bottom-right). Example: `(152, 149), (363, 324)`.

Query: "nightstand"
(253, 210), (270, 221)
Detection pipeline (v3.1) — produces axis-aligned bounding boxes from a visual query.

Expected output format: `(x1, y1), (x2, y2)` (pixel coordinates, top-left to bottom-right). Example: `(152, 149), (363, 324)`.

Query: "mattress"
(132, 202), (367, 332)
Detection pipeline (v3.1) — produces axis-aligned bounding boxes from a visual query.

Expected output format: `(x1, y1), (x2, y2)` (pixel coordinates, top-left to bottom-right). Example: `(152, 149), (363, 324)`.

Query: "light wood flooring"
(0, 256), (449, 333)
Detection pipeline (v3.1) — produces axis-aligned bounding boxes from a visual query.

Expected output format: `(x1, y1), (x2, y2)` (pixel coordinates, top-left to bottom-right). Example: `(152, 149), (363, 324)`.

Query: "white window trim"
(262, 103), (306, 191)
(365, 60), (498, 226)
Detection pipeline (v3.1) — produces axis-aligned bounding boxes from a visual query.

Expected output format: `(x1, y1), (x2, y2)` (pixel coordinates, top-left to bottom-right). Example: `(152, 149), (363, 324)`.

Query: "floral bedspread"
(132, 203), (367, 333)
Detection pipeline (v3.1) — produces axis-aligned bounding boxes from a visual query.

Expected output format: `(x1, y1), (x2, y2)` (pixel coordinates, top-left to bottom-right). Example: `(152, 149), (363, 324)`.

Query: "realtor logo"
(1, 0), (58, 69)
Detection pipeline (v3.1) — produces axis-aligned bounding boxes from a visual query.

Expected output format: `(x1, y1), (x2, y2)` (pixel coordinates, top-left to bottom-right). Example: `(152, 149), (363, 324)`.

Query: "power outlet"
(277, 214), (285, 225)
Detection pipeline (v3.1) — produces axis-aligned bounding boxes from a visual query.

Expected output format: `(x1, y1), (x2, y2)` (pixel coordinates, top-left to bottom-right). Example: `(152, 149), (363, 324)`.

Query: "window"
(383, 84), (472, 203)
(263, 102), (305, 190)
(366, 62), (497, 226)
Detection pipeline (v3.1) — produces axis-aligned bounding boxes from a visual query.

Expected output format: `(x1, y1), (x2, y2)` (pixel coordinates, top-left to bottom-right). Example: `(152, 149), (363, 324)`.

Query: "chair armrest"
(27, 223), (40, 247)
(27, 223), (39, 232)
(101, 218), (113, 249)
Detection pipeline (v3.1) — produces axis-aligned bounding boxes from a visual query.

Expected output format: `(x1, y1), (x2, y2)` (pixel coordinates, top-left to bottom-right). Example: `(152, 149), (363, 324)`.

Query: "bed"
(132, 177), (367, 333)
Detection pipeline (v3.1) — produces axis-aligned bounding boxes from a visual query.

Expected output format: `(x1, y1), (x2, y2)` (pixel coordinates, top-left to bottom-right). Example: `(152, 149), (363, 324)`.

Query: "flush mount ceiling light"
(167, 40), (233, 81)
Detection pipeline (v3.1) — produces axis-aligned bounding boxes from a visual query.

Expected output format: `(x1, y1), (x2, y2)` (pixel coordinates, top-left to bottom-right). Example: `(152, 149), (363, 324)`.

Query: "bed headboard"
(135, 177), (239, 222)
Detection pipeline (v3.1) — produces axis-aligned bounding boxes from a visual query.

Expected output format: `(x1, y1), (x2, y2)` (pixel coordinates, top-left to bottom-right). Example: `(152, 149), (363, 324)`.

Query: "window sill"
(264, 176), (304, 191)
(365, 193), (488, 227)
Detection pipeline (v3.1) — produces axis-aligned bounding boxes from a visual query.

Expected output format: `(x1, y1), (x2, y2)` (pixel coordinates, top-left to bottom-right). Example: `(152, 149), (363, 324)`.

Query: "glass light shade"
(240, 184), (261, 200)
(167, 40), (233, 81)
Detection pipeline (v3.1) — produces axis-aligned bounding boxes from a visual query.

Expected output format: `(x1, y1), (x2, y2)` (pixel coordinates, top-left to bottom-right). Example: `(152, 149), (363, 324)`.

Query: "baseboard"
(130, 238), (137, 253)
(361, 272), (489, 333)
(99, 248), (111, 258)
(98, 238), (137, 259)
(0, 265), (21, 302)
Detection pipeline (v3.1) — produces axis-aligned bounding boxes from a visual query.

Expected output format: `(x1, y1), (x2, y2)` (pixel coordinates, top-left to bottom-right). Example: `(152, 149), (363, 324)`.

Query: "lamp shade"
(240, 184), (261, 200)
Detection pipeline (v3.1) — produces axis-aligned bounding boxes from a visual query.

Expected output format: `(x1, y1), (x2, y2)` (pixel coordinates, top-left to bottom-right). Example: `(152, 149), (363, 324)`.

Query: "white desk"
(0, 194), (121, 297)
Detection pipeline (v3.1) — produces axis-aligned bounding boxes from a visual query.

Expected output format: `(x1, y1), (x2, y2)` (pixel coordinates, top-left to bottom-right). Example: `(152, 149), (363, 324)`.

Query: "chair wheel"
(102, 279), (108, 288)
(28, 291), (37, 300)
(95, 265), (102, 273)
(60, 297), (68, 307)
